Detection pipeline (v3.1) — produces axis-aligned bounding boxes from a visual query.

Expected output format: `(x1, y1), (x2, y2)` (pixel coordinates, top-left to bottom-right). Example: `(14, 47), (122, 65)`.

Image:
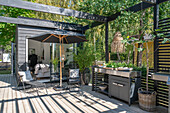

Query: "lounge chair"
(18, 71), (48, 95)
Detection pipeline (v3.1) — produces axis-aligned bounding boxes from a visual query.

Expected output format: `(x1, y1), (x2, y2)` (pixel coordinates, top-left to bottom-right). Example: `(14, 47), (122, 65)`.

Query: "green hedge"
(0, 70), (11, 74)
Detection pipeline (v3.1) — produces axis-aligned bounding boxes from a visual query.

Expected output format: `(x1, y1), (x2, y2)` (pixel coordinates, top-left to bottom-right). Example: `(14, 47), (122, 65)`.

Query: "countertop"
(94, 67), (141, 78)
(151, 72), (170, 85)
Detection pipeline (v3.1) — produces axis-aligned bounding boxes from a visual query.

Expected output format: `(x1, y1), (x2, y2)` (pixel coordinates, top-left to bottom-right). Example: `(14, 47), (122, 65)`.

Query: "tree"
(0, 6), (35, 51)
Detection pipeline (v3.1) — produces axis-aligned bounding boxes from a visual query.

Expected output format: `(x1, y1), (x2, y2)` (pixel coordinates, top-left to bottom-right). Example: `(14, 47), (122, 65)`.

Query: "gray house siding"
(16, 25), (55, 71)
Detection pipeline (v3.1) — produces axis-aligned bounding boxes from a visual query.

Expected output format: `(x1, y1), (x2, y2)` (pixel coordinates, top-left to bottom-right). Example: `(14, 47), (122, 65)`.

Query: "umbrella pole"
(60, 38), (62, 87)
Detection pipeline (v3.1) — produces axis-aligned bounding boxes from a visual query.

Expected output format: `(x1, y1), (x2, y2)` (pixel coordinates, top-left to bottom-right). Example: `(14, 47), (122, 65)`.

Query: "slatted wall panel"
(157, 18), (170, 72)
(156, 81), (169, 107)
(154, 18), (169, 107)
(141, 76), (155, 92)
(141, 18), (170, 108)
(141, 75), (169, 107)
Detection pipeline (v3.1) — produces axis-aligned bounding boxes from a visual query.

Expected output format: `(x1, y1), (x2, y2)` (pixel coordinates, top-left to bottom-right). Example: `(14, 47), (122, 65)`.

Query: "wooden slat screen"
(157, 18), (170, 72)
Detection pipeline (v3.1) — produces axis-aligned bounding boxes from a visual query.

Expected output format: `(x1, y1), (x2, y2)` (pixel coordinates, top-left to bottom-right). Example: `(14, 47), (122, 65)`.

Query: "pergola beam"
(126, 2), (153, 12)
(108, 12), (121, 22)
(83, 12), (121, 31)
(0, 16), (83, 32)
(85, 0), (168, 30)
(126, 0), (168, 12)
(0, 0), (107, 22)
(83, 22), (103, 31)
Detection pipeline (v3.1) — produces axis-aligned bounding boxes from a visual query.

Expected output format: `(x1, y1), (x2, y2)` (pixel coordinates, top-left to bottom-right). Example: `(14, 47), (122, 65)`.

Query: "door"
(109, 79), (119, 98)
(118, 81), (129, 102)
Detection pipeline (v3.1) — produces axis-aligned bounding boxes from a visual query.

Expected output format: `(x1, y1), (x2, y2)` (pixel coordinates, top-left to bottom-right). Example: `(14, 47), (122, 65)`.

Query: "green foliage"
(0, 0), (169, 59)
(106, 61), (146, 77)
(162, 38), (170, 44)
(74, 45), (95, 72)
(133, 66), (147, 77)
(0, 6), (35, 51)
(0, 70), (11, 74)
(52, 57), (59, 72)
(159, 1), (170, 19)
(110, 52), (132, 61)
(106, 62), (134, 68)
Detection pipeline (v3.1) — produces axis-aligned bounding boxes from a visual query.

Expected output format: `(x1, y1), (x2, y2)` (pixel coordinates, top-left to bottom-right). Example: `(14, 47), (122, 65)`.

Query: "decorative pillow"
(25, 71), (33, 81)
(69, 69), (79, 78)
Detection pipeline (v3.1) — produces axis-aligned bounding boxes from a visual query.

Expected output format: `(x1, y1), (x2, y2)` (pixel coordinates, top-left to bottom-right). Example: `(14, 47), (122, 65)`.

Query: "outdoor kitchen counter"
(92, 67), (141, 105)
(94, 67), (141, 78)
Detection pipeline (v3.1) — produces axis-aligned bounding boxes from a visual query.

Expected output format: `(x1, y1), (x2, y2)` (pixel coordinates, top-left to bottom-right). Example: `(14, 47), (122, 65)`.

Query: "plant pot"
(138, 88), (156, 112)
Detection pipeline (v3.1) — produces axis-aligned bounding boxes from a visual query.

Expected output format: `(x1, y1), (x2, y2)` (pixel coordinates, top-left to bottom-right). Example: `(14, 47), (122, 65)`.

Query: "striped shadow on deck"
(0, 74), (165, 113)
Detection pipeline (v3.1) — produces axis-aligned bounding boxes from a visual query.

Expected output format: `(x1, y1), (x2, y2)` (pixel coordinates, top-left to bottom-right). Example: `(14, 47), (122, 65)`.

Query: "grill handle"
(117, 83), (124, 87)
(112, 82), (118, 86)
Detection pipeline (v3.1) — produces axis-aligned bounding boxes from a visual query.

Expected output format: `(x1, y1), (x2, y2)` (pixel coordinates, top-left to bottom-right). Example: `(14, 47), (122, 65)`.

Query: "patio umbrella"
(30, 29), (87, 89)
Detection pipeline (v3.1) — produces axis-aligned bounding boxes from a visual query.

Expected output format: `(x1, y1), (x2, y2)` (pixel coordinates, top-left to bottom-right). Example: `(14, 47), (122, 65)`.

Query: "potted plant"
(122, 28), (170, 111)
(137, 36), (157, 111)
(74, 46), (95, 85)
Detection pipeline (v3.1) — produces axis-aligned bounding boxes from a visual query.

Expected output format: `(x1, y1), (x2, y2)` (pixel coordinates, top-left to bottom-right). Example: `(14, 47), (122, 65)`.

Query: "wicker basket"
(138, 88), (156, 112)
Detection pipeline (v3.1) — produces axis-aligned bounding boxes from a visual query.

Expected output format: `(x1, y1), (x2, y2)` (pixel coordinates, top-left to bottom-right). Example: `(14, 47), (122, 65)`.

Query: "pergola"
(0, 0), (170, 111)
(0, 0), (168, 65)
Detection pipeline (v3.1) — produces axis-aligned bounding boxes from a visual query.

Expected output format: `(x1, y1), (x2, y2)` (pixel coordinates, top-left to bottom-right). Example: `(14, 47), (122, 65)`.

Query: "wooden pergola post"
(153, 0), (159, 73)
(153, 0), (159, 107)
(105, 21), (109, 63)
(50, 43), (52, 83)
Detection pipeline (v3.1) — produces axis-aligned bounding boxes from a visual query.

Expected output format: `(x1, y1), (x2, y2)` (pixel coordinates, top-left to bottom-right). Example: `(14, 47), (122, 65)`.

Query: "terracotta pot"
(138, 88), (156, 112)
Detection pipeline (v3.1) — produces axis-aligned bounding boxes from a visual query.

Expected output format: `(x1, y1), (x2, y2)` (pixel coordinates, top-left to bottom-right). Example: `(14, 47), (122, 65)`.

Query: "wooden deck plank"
(6, 76), (13, 113)
(70, 92), (110, 112)
(83, 92), (129, 113)
(63, 92), (98, 113)
(27, 88), (50, 113)
(26, 89), (44, 113)
(56, 94), (84, 113)
(42, 88), (66, 113)
(34, 88), (63, 113)
(50, 94), (75, 112)
(23, 91), (38, 113)
(11, 76), (17, 113)
(20, 90), (33, 113)
(0, 75), (6, 112)
(61, 93), (98, 113)
(48, 88), (81, 113)
(40, 94), (62, 113)
(34, 96), (49, 113)
(82, 89), (137, 113)
(42, 92), (65, 113)
(30, 89), (50, 113)
(0, 75), (159, 113)
(3, 76), (11, 113)
(16, 88), (26, 113)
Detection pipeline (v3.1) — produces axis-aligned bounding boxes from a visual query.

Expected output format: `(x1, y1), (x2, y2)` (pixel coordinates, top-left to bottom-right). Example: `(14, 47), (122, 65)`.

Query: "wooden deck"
(0, 74), (167, 113)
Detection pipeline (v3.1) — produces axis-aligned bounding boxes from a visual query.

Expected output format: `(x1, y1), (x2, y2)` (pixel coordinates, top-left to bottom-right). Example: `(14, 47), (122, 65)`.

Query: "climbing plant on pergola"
(0, 0), (168, 67)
